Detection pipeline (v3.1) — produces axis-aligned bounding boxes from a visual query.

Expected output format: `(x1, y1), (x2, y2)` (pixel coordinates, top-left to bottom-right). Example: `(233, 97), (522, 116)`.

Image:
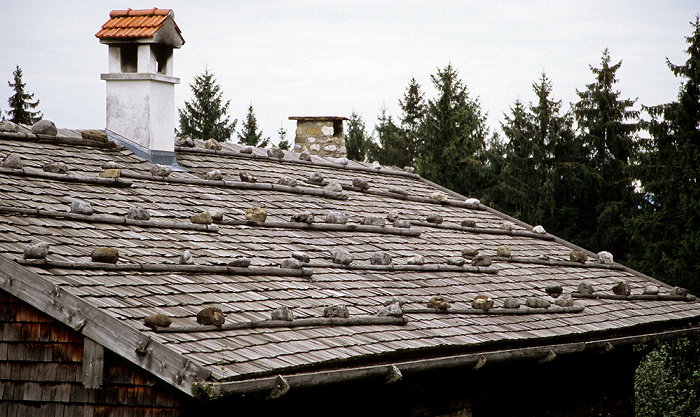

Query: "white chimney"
(96, 8), (185, 167)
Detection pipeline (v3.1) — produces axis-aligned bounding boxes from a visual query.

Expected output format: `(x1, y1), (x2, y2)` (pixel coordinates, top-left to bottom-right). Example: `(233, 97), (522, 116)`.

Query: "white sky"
(1, 1), (697, 147)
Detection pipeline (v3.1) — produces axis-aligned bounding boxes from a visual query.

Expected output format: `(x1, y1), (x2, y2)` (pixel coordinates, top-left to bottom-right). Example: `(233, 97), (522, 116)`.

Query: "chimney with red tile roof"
(96, 8), (185, 168)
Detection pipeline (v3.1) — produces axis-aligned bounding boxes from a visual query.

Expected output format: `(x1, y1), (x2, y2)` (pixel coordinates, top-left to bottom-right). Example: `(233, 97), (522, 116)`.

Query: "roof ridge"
(109, 8), (171, 18)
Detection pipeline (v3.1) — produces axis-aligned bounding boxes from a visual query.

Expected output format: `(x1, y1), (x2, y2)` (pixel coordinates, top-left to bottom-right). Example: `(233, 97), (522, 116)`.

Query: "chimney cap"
(289, 116), (349, 121)
(96, 8), (184, 47)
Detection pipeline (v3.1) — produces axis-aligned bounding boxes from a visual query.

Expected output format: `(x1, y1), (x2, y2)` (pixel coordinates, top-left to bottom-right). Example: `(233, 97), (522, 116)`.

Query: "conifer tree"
(417, 64), (489, 197)
(178, 69), (236, 142)
(370, 107), (405, 167)
(277, 124), (291, 151)
(237, 104), (270, 147)
(573, 49), (640, 255)
(397, 78), (426, 167)
(7, 66), (42, 125)
(629, 17), (700, 293)
(345, 111), (372, 162)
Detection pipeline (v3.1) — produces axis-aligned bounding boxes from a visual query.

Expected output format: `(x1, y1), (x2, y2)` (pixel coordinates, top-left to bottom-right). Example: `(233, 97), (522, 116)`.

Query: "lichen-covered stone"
(99, 168), (120, 178)
(291, 211), (314, 223)
(496, 245), (511, 257)
(71, 200), (93, 215)
(407, 254), (425, 265)
(545, 284), (563, 298)
(461, 248), (479, 258)
(323, 304), (349, 318)
(204, 138), (222, 150)
(526, 297), (551, 308)
(388, 186), (408, 196)
(555, 294), (574, 307)
(427, 296), (450, 311)
(239, 146), (253, 154)
(570, 251), (588, 263)
(43, 161), (68, 174)
(245, 206), (267, 222)
(278, 176), (297, 187)
(670, 287), (689, 297)
(461, 219), (477, 228)
(403, 166), (415, 173)
(612, 281), (631, 296)
(597, 251), (614, 264)
(151, 164), (172, 177)
(429, 191), (449, 202)
(465, 198), (480, 208)
(386, 209), (399, 222)
(144, 314), (171, 329)
(180, 250), (194, 265)
(371, 161), (381, 169)
(281, 258), (303, 269)
(204, 170), (223, 181)
(503, 297), (520, 309)
(370, 252), (392, 265)
(102, 161), (120, 170)
(207, 210), (224, 222)
(533, 225), (546, 234)
(377, 302), (403, 317)
(361, 216), (385, 227)
(191, 211), (213, 224)
(577, 282), (595, 295)
(81, 129), (108, 142)
(291, 251), (310, 263)
(501, 221), (515, 231)
(471, 255), (492, 267)
(331, 248), (353, 265)
(0, 120), (19, 132)
(267, 147), (284, 159)
(228, 257), (251, 268)
(352, 178), (370, 190)
(325, 211), (347, 224)
(176, 136), (195, 147)
(299, 151), (312, 161)
(447, 257), (465, 266)
(271, 306), (294, 321)
(239, 172), (257, 182)
(32, 120), (57, 136)
(393, 220), (411, 228)
(308, 172), (324, 183)
(323, 181), (343, 193)
(24, 242), (50, 260)
(426, 213), (443, 224)
(1, 153), (22, 169)
(471, 295), (494, 311)
(643, 285), (659, 295)
(197, 307), (225, 326)
(127, 206), (150, 221)
(334, 157), (349, 165)
(91, 247), (119, 264)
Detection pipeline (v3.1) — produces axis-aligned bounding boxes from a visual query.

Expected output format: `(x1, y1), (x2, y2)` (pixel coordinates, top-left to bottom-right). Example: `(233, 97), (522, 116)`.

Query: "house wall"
(0, 291), (187, 417)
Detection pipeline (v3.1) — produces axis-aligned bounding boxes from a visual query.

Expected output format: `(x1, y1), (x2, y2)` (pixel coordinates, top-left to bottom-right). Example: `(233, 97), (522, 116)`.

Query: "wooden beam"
(0, 166), (132, 187)
(219, 218), (422, 237)
(0, 254), (211, 396)
(403, 305), (585, 315)
(155, 316), (409, 333)
(82, 337), (104, 389)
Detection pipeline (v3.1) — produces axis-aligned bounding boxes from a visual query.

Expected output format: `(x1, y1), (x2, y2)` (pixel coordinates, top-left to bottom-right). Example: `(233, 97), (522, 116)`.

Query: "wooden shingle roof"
(1, 125), (700, 399)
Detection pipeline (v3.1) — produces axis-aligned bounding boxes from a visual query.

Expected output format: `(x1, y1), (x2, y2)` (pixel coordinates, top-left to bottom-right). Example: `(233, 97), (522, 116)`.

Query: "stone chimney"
(96, 8), (185, 167)
(289, 116), (348, 158)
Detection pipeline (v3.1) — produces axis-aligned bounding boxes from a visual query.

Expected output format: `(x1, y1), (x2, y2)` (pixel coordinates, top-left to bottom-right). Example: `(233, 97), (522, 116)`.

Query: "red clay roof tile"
(95, 8), (176, 40)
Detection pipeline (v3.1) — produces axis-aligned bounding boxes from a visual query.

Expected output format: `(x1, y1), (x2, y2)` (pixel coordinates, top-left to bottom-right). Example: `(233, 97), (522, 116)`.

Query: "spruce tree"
(629, 17), (700, 293)
(277, 124), (291, 151)
(417, 64), (489, 197)
(573, 49), (640, 256)
(370, 107), (406, 167)
(7, 66), (42, 125)
(237, 104), (270, 147)
(397, 78), (426, 167)
(178, 69), (236, 142)
(345, 111), (372, 162)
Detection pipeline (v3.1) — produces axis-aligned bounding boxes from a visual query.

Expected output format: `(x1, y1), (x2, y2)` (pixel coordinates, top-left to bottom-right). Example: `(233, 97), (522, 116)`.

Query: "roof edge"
(193, 325), (700, 401)
(0, 254), (210, 396)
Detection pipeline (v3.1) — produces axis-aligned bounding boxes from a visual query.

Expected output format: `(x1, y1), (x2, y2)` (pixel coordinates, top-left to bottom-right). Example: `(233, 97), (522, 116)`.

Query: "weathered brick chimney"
(289, 116), (348, 158)
(96, 8), (184, 168)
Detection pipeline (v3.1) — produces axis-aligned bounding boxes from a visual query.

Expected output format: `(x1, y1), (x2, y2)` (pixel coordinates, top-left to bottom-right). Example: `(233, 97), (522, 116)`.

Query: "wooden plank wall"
(0, 291), (187, 416)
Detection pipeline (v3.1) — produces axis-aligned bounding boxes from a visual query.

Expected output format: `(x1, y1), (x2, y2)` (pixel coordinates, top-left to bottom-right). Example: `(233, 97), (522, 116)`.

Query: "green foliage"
(237, 104), (270, 147)
(7, 66), (42, 124)
(345, 111), (373, 162)
(368, 106), (406, 167)
(277, 124), (291, 151)
(627, 17), (700, 294)
(572, 49), (640, 256)
(635, 338), (700, 417)
(178, 69), (236, 142)
(416, 64), (489, 197)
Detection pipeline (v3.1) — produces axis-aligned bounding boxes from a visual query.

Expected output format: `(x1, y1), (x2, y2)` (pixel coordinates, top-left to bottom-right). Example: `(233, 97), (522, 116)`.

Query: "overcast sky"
(1, 1), (697, 147)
